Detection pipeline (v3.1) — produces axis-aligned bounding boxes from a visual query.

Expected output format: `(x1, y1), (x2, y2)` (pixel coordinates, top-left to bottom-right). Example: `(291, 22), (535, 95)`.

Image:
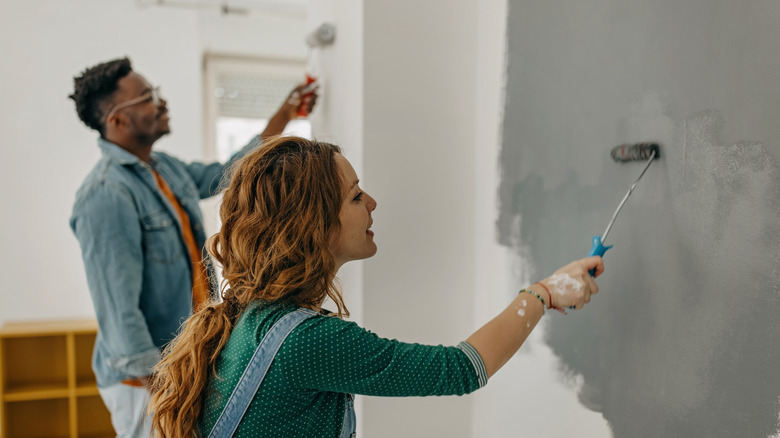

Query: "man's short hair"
(69, 57), (133, 136)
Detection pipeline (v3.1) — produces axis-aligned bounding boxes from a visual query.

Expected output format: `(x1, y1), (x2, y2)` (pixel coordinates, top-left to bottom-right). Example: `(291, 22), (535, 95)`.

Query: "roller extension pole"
(587, 143), (661, 276)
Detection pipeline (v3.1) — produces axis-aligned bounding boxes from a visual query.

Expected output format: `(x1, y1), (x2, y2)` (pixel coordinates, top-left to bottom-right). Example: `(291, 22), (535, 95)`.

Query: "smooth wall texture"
(0, 0), (202, 325)
(363, 1), (479, 436)
(499, 1), (780, 436)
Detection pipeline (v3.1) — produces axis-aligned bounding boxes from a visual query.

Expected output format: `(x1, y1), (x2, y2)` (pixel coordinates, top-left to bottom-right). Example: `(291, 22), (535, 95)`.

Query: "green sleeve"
(274, 315), (488, 397)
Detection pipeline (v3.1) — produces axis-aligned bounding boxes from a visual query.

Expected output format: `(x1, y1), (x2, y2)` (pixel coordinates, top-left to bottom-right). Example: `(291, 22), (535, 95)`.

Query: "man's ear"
(105, 112), (125, 131)
(105, 114), (117, 128)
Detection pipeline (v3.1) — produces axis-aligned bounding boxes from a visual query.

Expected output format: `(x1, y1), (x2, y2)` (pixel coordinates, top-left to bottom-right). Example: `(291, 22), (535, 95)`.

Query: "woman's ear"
(327, 222), (342, 251)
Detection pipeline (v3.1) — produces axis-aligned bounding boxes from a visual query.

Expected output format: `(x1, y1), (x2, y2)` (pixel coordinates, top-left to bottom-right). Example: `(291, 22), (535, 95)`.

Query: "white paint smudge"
(526, 322), (531, 328)
(521, 299), (528, 307)
(547, 273), (582, 295)
(518, 308), (526, 316)
(769, 396), (780, 438)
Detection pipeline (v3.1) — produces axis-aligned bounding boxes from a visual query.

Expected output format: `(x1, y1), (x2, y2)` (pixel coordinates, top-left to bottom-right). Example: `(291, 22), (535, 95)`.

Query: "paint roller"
(296, 23), (336, 117)
(586, 142), (661, 275)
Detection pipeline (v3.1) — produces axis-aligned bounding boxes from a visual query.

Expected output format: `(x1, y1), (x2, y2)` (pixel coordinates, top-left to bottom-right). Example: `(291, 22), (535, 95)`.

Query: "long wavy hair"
(149, 136), (347, 437)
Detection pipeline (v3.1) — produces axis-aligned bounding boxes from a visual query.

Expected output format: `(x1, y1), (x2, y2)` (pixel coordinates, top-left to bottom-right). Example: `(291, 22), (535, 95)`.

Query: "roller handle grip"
(587, 235), (612, 276)
(297, 75), (318, 117)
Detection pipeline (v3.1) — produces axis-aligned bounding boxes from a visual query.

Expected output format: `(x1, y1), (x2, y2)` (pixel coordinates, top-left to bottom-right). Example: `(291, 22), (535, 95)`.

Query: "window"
(203, 54), (311, 161)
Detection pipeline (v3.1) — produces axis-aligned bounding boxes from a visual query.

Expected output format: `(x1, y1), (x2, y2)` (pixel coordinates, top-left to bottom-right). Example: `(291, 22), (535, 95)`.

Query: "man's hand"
(262, 83), (320, 139)
(283, 82), (319, 119)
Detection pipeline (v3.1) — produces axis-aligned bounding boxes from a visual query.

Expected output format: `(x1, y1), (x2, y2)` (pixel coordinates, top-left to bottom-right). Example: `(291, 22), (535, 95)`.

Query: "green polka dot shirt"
(198, 301), (488, 437)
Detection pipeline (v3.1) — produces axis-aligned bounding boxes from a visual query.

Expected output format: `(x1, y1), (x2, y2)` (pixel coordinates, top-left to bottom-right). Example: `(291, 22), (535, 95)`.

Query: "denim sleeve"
(71, 182), (161, 377)
(179, 135), (263, 198)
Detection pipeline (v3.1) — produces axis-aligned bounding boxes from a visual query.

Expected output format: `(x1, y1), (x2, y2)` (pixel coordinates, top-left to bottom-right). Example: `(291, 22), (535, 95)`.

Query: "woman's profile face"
(330, 154), (378, 268)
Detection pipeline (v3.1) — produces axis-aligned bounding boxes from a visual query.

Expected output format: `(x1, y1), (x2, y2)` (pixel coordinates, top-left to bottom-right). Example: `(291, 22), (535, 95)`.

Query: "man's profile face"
(110, 71), (170, 143)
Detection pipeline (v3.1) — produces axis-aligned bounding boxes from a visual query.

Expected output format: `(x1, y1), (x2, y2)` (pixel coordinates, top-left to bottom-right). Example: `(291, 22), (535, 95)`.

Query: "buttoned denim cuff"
(107, 348), (162, 378)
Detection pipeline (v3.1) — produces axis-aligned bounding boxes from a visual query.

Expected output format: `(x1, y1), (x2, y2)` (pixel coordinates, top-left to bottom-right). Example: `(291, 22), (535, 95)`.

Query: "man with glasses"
(68, 57), (316, 437)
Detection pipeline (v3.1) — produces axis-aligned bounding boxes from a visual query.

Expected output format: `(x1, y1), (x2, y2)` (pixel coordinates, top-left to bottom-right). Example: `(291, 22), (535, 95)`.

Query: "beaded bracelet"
(533, 282), (553, 309)
(533, 282), (571, 315)
(519, 289), (546, 314)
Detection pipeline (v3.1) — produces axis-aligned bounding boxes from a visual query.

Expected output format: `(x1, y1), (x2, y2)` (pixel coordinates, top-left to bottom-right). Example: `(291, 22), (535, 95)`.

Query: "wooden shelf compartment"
(73, 333), (97, 389)
(4, 397), (71, 438)
(76, 394), (114, 437)
(0, 319), (112, 437)
(1, 335), (69, 398)
(2, 381), (70, 402)
(73, 384), (100, 397)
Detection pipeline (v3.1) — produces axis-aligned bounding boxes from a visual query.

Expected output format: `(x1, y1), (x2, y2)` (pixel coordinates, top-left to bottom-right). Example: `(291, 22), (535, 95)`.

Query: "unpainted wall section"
(363, 0), (479, 437)
(499, 1), (780, 436)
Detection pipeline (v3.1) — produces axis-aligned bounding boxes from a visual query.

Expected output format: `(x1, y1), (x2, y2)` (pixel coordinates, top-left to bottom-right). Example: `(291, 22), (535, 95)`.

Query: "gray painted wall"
(499, 1), (780, 436)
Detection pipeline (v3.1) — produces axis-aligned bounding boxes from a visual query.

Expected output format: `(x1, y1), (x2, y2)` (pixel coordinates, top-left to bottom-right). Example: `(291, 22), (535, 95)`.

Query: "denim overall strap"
(208, 308), (316, 438)
(340, 393), (357, 438)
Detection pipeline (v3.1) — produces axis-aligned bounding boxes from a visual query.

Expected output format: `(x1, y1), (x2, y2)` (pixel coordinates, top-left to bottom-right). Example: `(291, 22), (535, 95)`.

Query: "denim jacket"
(71, 137), (259, 387)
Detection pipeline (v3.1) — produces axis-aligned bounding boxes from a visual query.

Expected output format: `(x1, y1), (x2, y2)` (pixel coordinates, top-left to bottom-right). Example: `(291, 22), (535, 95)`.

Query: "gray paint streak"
(499, 1), (780, 436)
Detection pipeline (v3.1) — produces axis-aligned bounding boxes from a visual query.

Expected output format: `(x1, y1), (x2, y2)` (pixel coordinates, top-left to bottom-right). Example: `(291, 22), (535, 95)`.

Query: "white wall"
(361, 1), (479, 436)
(305, 0), (366, 327)
(0, 0), (201, 324)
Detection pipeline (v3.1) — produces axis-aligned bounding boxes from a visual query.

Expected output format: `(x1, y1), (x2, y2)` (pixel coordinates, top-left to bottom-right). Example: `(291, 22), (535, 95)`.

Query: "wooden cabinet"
(0, 319), (114, 437)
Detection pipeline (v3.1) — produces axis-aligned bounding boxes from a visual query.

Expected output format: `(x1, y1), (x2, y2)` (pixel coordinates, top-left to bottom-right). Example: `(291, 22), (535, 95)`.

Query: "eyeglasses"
(105, 87), (162, 121)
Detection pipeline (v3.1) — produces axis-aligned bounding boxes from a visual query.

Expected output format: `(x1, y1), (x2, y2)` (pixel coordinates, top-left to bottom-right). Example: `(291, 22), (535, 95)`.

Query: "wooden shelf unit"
(0, 319), (114, 438)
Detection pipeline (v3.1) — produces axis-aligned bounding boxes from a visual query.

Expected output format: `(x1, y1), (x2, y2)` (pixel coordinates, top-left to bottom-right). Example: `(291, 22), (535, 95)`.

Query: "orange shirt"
(151, 170), (211, 311)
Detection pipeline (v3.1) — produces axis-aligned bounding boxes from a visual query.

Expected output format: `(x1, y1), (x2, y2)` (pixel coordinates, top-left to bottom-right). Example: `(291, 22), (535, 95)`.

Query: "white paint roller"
(298, 23), (336, 117)
(306, 23), (336, 48)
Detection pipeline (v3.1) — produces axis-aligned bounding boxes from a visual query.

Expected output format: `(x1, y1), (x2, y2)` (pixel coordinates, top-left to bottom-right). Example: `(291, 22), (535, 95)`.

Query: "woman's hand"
(540, 256), (604, 311)
(466, 256), (605, 378)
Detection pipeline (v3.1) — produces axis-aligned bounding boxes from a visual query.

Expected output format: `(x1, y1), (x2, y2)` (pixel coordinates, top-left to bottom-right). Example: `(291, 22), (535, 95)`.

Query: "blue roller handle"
(587, 235), (613, 276)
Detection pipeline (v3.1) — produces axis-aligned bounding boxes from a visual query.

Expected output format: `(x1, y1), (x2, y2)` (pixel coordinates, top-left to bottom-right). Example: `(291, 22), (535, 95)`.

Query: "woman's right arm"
(277, 256), (604, 396)
(465, 256), (604, 378)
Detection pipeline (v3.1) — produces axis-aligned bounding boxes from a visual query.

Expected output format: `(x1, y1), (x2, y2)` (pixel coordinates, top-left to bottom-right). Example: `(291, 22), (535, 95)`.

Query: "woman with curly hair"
(149, 136), (604, 438)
